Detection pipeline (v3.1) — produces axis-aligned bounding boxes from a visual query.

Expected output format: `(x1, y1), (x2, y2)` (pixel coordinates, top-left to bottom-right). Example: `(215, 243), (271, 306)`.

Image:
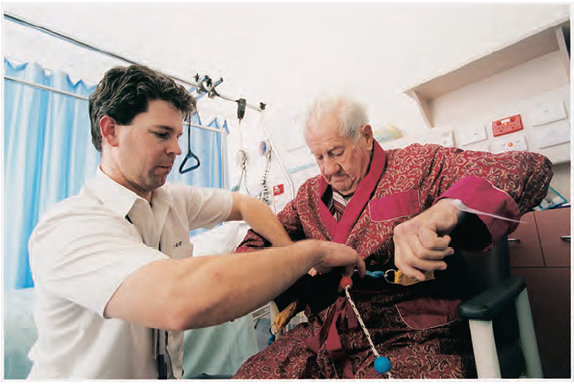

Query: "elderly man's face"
(305, 113), (374, 196)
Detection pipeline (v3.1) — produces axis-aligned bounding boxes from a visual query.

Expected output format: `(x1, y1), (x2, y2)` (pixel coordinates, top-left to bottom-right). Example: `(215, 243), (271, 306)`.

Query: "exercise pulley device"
(178, 73), (265, 175)
(179, 117), (201, 174)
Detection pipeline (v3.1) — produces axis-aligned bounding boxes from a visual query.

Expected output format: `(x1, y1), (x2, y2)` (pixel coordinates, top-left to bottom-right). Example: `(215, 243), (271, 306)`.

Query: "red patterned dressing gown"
(233, 142), (553, 379)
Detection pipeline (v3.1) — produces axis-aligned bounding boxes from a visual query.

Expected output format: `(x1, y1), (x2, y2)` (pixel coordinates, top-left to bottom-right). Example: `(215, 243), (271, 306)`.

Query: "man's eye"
(333, 151), (344, 157)
(154, 132), (169, 139)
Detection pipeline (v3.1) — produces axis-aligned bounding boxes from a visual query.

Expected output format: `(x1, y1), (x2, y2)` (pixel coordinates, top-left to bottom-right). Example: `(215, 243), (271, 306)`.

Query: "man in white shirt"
(27, 64), (366, 379)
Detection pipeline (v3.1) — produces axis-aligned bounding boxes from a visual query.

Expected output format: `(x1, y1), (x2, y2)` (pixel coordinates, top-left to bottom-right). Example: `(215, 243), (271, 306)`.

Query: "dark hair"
(88, 64), (196, 152)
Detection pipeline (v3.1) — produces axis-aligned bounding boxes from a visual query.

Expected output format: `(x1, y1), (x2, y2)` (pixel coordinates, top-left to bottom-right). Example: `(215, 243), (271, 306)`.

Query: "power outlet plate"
(491, 134), (528, 153)
(492, 114), (523, 137)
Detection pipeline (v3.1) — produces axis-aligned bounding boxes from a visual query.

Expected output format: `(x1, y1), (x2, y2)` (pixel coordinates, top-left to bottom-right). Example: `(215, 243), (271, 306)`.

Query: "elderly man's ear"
(362, 124), (374, 150)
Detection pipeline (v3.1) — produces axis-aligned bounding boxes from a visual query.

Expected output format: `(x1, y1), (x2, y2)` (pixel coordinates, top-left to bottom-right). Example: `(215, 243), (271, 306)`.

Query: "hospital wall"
(2, 3), (571, 209)
(430, 50), (571, 201)
(221, 16), (571, 213)
(403, 21), (571, 203)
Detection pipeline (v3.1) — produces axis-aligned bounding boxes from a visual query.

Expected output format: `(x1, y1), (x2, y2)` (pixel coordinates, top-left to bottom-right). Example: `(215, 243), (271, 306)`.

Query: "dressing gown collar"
(318, 140), (386, 244)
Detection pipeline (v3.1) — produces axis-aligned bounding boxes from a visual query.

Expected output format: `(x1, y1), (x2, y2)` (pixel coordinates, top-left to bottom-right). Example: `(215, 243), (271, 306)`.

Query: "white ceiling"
(1, 2), (570, 134)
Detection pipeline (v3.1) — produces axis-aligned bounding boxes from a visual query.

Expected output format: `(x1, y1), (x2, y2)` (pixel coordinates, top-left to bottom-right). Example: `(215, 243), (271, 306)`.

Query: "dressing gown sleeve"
(413, 144), (553, 246)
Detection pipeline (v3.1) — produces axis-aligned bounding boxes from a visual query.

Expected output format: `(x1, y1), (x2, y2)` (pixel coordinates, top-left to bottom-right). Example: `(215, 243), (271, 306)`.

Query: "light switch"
(464, 141), (491, 153)
(531, 101), (567, 126)
(528, 120), (570, 149)
(491, 134), (528, 153)
(456, 125), (487, 147)
(422, 128), (454, 147)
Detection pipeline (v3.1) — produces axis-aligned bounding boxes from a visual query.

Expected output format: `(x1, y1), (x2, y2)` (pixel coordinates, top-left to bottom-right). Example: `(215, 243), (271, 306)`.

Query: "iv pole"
(4, 11), (295, 199)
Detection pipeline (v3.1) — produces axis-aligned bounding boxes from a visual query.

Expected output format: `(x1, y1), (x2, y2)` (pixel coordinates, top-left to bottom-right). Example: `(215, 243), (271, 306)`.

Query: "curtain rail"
(4, 12), (191, 89)
(4, 75), (227, 137)
(3, 11), (265, 112)
(189, 123), (224, 134)
(4, 75), (89, 100)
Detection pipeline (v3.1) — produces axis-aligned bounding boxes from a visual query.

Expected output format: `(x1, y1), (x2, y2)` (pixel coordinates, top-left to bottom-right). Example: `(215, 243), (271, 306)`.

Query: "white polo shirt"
(27, 168), (233, 379)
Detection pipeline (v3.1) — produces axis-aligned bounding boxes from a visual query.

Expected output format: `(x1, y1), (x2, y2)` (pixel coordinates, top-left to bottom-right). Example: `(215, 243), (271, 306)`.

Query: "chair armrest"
(458, 276), (526, 320)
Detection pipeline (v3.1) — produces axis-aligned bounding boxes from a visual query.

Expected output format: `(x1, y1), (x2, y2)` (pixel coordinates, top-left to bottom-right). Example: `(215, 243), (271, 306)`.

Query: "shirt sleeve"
(28, 201), (166, 317)
(170, 185), (233, 231)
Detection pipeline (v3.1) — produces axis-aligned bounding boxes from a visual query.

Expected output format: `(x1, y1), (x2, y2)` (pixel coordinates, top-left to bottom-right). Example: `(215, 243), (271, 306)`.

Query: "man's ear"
(362, 124), (374, 150)
(100, 116), (119, 148)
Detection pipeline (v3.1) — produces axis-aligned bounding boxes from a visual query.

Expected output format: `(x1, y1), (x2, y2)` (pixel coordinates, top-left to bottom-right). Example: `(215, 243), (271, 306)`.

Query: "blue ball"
(374, 356), (391, 374)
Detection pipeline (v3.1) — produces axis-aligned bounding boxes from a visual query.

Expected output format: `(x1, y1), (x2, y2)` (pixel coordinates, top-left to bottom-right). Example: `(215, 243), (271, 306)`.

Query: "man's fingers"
(411, 239), (454, 261)
(394, 242), (423, 281)
(419, 226), (452, 250)
(395, 241), (448, 281)
(396, 261), (426, 282)
(355, 257), (366, 278)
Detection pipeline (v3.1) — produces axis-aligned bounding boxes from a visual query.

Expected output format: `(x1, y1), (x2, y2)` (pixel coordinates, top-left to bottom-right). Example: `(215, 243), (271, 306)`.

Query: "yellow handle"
(393, 270), (435, 286)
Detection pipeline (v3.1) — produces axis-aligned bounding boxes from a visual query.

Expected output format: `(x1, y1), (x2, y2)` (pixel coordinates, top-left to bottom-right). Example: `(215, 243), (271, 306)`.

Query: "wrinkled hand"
(393, 198), (458, 281)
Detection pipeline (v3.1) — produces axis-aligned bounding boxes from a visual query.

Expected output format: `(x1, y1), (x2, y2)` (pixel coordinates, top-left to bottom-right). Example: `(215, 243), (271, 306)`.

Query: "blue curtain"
(3, 59), (225, 290)
(3, 59), (98, 290)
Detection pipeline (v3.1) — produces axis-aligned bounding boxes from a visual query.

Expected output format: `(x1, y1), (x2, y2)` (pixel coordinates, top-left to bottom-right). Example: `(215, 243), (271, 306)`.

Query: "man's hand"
(393, 198), (458, 281)
(294, 240), (366, 279)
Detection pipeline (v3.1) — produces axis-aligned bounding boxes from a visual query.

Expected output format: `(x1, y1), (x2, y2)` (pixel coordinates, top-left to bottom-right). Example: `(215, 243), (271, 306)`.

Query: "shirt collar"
(91, 166), (175, 217)
(92, 167), (143, 219)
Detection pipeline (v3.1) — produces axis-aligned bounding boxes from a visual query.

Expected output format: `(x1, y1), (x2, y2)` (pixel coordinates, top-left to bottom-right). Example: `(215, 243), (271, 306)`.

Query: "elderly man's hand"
(392, 198), (458, 282)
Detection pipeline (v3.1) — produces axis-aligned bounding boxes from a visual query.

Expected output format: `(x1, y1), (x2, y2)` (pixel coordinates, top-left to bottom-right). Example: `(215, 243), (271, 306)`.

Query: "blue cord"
(365, 270), (386, 279)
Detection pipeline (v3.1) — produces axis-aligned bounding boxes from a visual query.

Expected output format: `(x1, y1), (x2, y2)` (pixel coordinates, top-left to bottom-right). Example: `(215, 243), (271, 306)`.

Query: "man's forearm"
(105, 239), (364, 330)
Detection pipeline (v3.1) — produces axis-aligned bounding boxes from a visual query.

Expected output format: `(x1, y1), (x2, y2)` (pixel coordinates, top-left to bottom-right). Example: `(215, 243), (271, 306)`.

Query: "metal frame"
(468, 287), (543, 378)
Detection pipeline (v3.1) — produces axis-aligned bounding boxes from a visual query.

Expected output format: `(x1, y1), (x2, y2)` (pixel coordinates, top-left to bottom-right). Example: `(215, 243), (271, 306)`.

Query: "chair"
(458, 236), (543, 379)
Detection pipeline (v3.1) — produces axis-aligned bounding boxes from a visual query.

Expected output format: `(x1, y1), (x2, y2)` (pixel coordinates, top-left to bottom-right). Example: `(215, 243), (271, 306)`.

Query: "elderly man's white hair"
(304, 96), (369, 143)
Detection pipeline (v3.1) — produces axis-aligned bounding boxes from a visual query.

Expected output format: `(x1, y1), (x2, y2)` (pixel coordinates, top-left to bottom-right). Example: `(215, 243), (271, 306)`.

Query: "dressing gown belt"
(306, 296), (359, 378)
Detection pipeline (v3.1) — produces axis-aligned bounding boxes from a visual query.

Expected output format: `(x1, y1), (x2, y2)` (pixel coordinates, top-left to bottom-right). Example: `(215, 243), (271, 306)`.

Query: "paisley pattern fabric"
(234, 142), (552, 379)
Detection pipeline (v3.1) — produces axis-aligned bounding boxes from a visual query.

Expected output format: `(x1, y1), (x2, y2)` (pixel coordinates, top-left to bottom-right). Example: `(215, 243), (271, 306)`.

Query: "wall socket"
(492, 114), (523, 137)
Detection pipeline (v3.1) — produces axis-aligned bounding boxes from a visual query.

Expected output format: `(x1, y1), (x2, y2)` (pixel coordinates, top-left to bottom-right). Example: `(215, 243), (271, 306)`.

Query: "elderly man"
(233, 96), (553, 379)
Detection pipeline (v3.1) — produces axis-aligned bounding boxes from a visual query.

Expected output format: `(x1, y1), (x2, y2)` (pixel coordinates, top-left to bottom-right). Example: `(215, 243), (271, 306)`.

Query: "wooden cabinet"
(507, 211), (545, 267)
(508, 206), (571, 378)
(535, 207), (571, 267)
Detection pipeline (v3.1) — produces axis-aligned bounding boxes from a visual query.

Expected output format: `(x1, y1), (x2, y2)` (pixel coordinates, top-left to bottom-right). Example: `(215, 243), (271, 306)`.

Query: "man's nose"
(170, 137), (182, 156)
(323, 157), (340, 176)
